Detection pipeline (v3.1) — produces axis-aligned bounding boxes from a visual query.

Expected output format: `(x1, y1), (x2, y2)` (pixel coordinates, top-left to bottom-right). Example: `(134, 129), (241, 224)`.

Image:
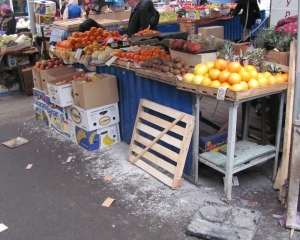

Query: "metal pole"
(28, 0), (36, 35)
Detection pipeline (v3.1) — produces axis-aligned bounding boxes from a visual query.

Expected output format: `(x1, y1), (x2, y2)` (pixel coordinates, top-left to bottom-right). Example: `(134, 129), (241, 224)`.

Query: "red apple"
(72, 75), (79, 80)
(53, 65), (58, 68)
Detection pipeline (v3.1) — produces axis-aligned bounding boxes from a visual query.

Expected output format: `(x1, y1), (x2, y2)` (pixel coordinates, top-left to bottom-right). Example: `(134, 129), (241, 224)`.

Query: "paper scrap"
(0, 223), (8, 232)
(104, 175), (114, 181)
(75, 48), (83, 59)
(102, 198), (115, 207)
(66, 156), (73, 163)
(26, 164), (33, 169)
(2, 137), (29, 149)
(204, 187), (214, 191)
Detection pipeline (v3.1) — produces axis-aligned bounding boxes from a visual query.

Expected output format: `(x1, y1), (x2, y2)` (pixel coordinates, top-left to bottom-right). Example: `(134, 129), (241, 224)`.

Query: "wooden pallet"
(128, 99), (195, 189)
(177, 80), (288, 102)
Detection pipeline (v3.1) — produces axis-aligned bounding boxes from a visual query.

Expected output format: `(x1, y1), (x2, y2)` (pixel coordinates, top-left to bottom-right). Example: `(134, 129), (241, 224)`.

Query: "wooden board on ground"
(177, 80), (288, 102)
(127, 98), (195, 189)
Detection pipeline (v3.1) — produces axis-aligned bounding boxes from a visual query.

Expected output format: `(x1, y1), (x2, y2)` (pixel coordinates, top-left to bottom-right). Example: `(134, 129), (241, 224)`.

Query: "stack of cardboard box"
(34, 0), (56, 37)
(32, 66), (121, 151)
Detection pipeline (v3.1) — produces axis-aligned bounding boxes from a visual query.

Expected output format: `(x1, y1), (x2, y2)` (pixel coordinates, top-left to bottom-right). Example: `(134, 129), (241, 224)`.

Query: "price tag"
(176, 75), (183, 81)
(105, 56), (118, 66)
(111, 42), (118, 48)
(75, 48), (82, 59)
(216, 86), (228, 101)
(213, 8), (219, 11)
(50, 45), (55, 51)
(126, 62), (130, 69)
(122, 41), (129, 46)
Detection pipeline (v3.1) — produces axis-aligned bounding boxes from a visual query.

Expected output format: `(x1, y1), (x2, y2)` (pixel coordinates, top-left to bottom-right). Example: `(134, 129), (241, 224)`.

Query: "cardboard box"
(231, 42), (250, 55)
(186, 10), (200, 19)
(6, 55), (30, 67)
(199, 130), (228, 153)
(50, 115), (70, 138)
(265, 51), (290, 66)
(198, 9), (210, 18)
(32, 69), (42, 90)
(198, 26), (224, 40)
(34, 1), (56, 15)
(170, 49), (217, 67)
(177, 10), (186, 18)
(179, 21), (195, 34)
(72, 73), (119, 110)
(210, 9), (221, 18)
(67, 103), (120, 131)
(22, 68), (34, 96)
(47, 71), (84, 107)
(46, 99), (68, 121)
(220, 8), (230, 16)
(0, 84), (8, 96)
(35, 13), (55, 25)
(69, 122), (120, 151)
(33, 88), (48, 111)
(36, 23), (53, 37)
(34, 103), (50, 127)
(40, 66), (76, 92)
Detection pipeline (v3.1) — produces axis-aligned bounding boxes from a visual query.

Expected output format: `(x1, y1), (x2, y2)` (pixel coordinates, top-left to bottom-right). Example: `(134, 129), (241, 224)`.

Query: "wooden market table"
(181, 83), (287, 200)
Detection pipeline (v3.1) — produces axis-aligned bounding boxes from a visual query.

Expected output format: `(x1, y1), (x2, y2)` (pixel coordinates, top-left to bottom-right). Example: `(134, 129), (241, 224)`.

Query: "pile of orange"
(55, 27), (128, 51)
(192, 59), (288, 91)
(114, 47), (171, 62)
(134, 29), (159, 37)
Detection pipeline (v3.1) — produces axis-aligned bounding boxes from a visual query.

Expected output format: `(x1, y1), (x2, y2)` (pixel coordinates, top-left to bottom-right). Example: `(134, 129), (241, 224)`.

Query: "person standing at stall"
(127, 0), (149, 37)
(142, 0), (159, 30)
(62, 0), (85, 20)
(231, 0), (261, 40)
(0, 4), (16, 35)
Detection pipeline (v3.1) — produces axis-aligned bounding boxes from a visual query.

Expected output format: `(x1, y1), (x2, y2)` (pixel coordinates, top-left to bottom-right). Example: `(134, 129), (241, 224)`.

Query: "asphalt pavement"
(0, 93), (299, 240)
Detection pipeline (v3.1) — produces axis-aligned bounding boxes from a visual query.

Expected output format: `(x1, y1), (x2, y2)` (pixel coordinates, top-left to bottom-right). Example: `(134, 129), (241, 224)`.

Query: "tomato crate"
(176, 81), (288, 102)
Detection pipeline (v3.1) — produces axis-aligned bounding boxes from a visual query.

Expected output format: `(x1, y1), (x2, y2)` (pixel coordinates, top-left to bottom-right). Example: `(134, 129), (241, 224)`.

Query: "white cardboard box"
(6, 55), (30, 67)
(50, 115), (70, 138)
(34, 103), (50, 127)
(47, 82), (73, 107)
(67, 103), (120, 131)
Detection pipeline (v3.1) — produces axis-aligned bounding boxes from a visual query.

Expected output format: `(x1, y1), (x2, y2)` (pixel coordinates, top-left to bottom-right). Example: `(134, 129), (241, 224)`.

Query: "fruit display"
(55, 73), (86, 86)
(140, 55), (193, 77)
(32, 57), (64, 70)
(91, 47), (116, 61)
(170, 39), (203, 53)
(183, 59), (288, 92)
(113, 47), (171, 62)
(55, 28), (129, 51)
(75, 74), (101, 84)
(133, 29), (160, 37)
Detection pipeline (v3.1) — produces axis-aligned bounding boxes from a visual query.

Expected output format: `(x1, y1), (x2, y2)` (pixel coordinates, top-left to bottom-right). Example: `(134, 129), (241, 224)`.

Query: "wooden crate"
(177, 80), (288, 102)
(111, 59), (136, 69)
(128, 99), (195, 189)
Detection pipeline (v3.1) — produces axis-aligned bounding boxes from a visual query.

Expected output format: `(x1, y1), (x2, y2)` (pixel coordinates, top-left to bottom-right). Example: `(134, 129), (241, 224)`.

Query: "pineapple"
(216, 40), (234, 61)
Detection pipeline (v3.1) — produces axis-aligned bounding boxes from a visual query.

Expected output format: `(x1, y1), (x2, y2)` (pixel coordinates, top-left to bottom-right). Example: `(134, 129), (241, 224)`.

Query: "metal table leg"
(273, 92), (285, 180)
(193, 94), (200, 185)
(242, 101), (250, 140)
(225, 103), (239, 200)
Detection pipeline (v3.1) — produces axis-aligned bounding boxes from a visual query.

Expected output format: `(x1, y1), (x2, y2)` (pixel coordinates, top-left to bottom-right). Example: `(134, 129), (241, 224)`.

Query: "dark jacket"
(142, 0), (159, 30)
(79, 18), (106, 32)
(231, 0), (261, 29)
(127, 1), (149, 37)
(0, 12), (16, 35)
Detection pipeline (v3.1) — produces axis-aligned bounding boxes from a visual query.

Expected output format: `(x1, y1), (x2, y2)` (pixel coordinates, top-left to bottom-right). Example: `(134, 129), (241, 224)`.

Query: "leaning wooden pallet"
(128, 99), (195, 189)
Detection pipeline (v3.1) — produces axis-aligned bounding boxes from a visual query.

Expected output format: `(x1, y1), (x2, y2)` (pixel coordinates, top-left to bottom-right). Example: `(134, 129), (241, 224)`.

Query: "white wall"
(270, 0), (298, 27)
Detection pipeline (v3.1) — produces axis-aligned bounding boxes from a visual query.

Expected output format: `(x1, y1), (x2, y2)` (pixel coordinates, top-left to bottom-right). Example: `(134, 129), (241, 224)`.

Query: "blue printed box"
(199, 130), (228, 153)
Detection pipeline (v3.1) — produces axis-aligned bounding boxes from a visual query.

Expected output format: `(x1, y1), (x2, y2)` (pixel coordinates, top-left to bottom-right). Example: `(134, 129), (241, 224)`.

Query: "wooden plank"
(134, 159), (174, 188)
(129, 145), (176, 174)
(139, 111), (186, 136)
(274, 39), (297, 190)
(136, 122), (182, 148)
(132, 114), (184, 164)
(141, 99), (191, 123)
(133, 135), (179, 162)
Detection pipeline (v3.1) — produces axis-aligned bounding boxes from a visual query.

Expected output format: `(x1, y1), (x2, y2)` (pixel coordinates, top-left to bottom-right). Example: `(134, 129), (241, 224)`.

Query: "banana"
(103, 134), (115, 146)
(89, 132), (97, 144)
(76, 129), (87, 143)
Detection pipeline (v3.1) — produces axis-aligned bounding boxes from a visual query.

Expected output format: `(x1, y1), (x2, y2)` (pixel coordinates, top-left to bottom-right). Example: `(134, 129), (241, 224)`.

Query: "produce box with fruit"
(0, 34), (32, 52)
(133, 29), (160, 37)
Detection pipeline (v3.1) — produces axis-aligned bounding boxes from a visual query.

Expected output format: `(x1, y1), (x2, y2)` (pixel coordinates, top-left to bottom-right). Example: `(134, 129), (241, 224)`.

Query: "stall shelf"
(191, 88), (286, 200)
(75, 63), (194, 175)
(179, 10), (266, 41)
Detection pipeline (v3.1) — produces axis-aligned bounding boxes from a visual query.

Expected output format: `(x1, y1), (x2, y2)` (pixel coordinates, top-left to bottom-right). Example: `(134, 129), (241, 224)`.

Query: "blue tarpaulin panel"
(95, 66), (194, 175)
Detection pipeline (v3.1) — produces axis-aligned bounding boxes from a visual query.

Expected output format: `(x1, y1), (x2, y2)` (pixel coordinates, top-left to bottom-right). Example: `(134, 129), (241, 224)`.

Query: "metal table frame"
(192, 90), (286, 200)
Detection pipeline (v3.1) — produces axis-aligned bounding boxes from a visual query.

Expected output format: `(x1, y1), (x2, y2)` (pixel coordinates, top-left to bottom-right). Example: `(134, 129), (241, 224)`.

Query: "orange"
(248, 69), (258, 79)
(221, 82), (231, 88)
(201, 77), (212, 86)
(209, 69), (221, 80)
(267, 75), (276, 85)
(114, 50), (122, 57)
(248, 79), (259, 89)
(194, 64), (209, 76)
(274, 73), (285, 84)
(282, 73), (288, 82)
(90, 27), (97, 32)
(239, 70), (251, 82)
(97, 28), (104, 34)
(214, 59), (228, 71)
(133, 55), (140, 61)
(89, 36), (96, 41)
(257, 77), (268, 87)
(113, 30), (120, 37)
(257, 73), (263, 79)
(228, 62), (242, 73)
(72, 32), (79, 38)
(240, 81), (248, 90)
(263, 71), (272, 77)
(210, 80), (221, 88)
(218, 70), (230, 83)
(228, 73), (241, 85)
(230, 84), (243, 92)
(139, 55), (146, 62)
(244, 65), (256, 71)
(205, 61), (215, 70)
